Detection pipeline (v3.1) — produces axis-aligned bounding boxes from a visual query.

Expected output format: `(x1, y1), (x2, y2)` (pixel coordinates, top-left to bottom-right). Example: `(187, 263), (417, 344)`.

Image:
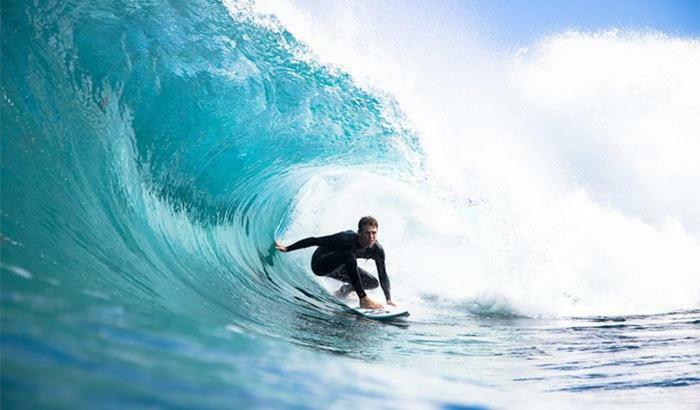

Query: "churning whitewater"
(2, 0), (699, 408)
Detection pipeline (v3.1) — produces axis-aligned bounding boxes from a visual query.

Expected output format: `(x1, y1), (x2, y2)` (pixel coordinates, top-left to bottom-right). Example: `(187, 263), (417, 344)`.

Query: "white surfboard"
(350, 306), (410, 320)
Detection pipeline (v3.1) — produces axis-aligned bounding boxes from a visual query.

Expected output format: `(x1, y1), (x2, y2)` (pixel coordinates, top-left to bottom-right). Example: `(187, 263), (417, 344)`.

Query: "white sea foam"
(262, 1), (700, 316)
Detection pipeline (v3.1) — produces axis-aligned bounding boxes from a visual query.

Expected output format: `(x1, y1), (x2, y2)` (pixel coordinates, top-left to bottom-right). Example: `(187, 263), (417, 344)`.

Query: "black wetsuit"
(286, 230), (390, 300)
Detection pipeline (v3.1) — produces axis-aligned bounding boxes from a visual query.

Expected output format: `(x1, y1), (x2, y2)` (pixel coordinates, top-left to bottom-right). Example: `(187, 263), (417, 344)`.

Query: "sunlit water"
(2, 0), (699, 408)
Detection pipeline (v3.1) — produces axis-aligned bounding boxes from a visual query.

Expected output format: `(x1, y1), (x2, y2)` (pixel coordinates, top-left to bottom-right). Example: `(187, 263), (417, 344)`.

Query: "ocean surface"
(2, 1), (699, 408)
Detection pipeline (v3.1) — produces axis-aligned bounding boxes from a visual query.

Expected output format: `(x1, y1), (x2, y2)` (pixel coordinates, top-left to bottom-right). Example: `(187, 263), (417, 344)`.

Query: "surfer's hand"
(360, 296), (382, 310)
(275, 241), (288, 252)
(386, 300), (396, 307)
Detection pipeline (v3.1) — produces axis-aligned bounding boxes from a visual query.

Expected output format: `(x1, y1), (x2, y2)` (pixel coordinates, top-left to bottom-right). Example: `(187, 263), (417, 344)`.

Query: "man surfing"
(275, 216), (394, 310)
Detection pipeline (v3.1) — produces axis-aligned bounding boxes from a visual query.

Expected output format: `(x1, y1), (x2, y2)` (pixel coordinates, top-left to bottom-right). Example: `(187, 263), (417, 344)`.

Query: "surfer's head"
(358, 216), (378, 248)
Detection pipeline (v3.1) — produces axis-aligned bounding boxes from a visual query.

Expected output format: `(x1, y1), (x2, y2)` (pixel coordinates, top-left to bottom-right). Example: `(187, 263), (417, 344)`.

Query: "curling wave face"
(2, 0), (420, 338)
(3, 1), (700, 407)
(1, 2), (434, 405)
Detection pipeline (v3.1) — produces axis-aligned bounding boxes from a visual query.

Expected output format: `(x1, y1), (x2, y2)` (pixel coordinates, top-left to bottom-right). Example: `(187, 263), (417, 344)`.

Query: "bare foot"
(360, 296), (383, 310)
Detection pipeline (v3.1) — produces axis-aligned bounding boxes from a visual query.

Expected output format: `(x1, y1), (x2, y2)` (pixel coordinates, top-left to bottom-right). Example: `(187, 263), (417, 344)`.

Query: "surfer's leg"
(312, 251), (366, 298)
(357, 267), (379, 290)
(333, 268), (377, 298)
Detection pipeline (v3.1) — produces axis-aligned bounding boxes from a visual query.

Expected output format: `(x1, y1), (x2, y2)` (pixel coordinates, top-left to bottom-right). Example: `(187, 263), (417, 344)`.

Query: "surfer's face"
(358, 225), (378, 248)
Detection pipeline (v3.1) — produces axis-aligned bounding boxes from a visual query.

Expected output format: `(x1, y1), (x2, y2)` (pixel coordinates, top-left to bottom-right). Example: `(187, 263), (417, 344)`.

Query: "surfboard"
(349, 306), (410, 320)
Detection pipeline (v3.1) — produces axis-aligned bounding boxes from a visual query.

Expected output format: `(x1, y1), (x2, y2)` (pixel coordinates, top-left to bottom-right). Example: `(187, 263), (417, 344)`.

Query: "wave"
(1, 0), (419, 353)
(2, 0), (699, 353)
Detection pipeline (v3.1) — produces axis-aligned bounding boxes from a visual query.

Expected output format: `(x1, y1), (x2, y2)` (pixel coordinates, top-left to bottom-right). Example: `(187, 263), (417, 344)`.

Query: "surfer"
(275, 216), (394, 310)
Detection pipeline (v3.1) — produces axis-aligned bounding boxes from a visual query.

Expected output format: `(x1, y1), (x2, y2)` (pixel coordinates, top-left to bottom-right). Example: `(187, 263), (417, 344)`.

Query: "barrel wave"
(3, 1), (700, 408)
(2, 0), (416, 333)
(1, 1), (432, 407)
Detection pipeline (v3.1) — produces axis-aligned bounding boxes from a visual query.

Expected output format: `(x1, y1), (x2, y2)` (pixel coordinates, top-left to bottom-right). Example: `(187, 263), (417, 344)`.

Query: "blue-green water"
(2, 1), (699, 408)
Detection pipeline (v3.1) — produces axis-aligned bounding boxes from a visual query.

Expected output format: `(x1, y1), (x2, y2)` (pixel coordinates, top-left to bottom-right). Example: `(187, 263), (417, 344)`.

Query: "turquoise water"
(2, 1), (699, 408)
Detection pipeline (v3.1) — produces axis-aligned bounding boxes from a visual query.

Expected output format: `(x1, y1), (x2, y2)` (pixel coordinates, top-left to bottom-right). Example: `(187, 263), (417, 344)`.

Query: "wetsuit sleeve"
(285, 237), (319, 251)
(285, 232), (348, 252)
(375, 247), (391, 301)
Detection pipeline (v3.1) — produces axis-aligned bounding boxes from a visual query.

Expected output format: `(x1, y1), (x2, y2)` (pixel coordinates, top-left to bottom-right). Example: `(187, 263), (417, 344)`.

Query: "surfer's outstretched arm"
(275, 238), (315, 252)
(275, 232), (349, 253)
